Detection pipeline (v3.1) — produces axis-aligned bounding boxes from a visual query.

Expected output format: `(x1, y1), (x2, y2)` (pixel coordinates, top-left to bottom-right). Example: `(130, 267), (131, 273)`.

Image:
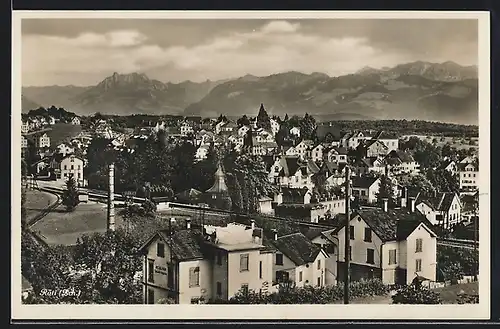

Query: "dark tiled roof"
(385, 157), (403, 166)
(280, 156), (300, 177)
(419, 192), (457, 211)
(281, 186), (310, 198)
(387, 150), (415, 163)
(365, 139), (389, 150)
(457, 162), (478, 171)
(261, 155), (276, 172)
(271, 233), (322, 266)
(306, 160), (320, 174)
(152, 229), (205, 261)
(352, 176), (379, 189)
(276, 203), (325, 210)
(374, 130), (398, 140)
(333, 146), (348, 155)
(302, 227), (326, 240)
(333, 208), (434, 242)
(438, 160), (455, 170)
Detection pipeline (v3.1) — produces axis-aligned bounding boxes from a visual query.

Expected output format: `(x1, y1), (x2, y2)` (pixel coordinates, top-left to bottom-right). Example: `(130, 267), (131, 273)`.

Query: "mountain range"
(22, 61), (478, 124)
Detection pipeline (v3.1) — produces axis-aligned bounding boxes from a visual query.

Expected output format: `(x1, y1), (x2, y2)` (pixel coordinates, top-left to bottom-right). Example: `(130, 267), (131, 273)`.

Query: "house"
(37, 133), (51, 148)
(351, 176), (381, 204)
(269, 232), (328, 288)
(315, 123), (343, 144)
(252, 141), (278, 156)
(255, 130), (275, 143)
(180, 122), (194, 136)
(289, 127), (301, 137)
(258, 196), (274, 214)
(220, 121), (238, 134)
(346, 131), (373, 149)
(459, 155), (477, 165)
(270, 118), (280, 135)
(139, 222), (275, 304)
(279, 186), (313, 205)
(195, 145), (210, 162)
(335, 207), (437, 285)
(317, 161), (347, 187)
(384, 150), (420, 175)
(439, 159), (457, 173)
(284, 145), (299, 157)
(359, 139), (389, 158)
(324, 146), (348, 164)
(416, 192), (462, 229)
(276, 157), (319, 189)
(458, 162), (479, 192)
(238, 125), (250, 137)
(275, 203), (325, 223)
(352, 157), (385, 176)
(71, 116), (81, 125)
(21, 135), (28, 148)
(59, 154), (85, 186)
(215, 121), (226, 135)
(295, 139), (315, 159)
(21, 120), (29, 134)
(305, 228), (339, 285)
(372, 131), (399, 152)
(310, 144), (325, 163)
(56, 143), (75, 157)
(312, 191), (346, 217)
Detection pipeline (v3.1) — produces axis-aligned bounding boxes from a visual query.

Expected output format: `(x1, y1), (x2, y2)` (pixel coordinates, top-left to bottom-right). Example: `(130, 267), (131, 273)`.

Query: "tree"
(256, 103), (271, 131)
(72, 229), (143, 304)
(237, 115), (251, 127)
(392, 283), (442, 304)
(426, 169), (459, 194)
(376, 174), (395, 205)
(396, 173), (436, 198)
(62, 176), (79, 212)
(299, 113), (317, 140)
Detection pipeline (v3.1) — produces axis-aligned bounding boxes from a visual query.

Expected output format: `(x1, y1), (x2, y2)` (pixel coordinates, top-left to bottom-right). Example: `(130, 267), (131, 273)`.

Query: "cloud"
(20, 20), (465, 86)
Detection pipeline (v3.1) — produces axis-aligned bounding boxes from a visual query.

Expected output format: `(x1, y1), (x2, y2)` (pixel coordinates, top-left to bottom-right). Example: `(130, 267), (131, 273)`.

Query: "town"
(20, 103), (479, 305)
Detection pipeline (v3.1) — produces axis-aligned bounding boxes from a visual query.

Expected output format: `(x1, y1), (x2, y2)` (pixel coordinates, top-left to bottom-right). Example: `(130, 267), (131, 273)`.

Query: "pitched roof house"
(416, 192), (462, 229)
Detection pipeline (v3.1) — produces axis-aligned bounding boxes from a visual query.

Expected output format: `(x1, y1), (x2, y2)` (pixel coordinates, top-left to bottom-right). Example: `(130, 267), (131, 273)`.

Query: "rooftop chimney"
(251, 219), (255, 230)
(107, 163), (115, 232)
(186, 217), (191, 229)
(272, 229), (278, 241)
(382, 198), (388, 212)
(401, 187), (407, 208)
(409, 197), (416, 213)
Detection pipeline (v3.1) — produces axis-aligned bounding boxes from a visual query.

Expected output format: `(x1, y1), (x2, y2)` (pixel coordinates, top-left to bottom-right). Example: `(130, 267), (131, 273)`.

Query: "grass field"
(434, 281), (479, 304)
(25, 190), (58, 222)
(31, 201), (125, 246)
(46, 123), (82, 146)
(402, 134), (478, 151)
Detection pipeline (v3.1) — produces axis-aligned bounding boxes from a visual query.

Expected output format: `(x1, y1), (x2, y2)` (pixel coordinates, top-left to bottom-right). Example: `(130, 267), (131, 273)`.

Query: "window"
(240, 253), (249, 272)
(147, 288), (155, 304)
(317, 259), (321, 270)
(275, 253), (284, 265)
(317, 277), (321, 286)
(276, 270), (290, 283)
(416, 238), (423, 253)
(64, 165), (67, 170)
(364, 227), (372, 242)
(416, 259), (422, 272)
(147, 259), (154, 283)
(299, 271), (303, 282)
(389, 249), (397, 265)
(78, 165), (81, 170)
(71, 165), (74, 170)
(189, 267), (200, 287)
(361, 190), (366, 196)
(157, 243), (165, 258)
(349, 225), (355, 240)
(216, 253), (223, 266)
(259, 261), (263, 279)
(363, 248), (374, 265)
(216, 282), (222, 296)
(349, 246), (352, 261)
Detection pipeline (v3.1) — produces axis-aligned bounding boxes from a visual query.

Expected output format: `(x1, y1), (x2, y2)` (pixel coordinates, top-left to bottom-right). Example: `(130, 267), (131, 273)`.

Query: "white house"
(238, 125), (250, 137)
(307, 229), (338, 285)
(384, 150), (420, 176)
(195, 145), (210, 162)
(21, 120), (29, 134)
(269, 232), (329, 288)
(59, 154), (85, 186)
(71, 116), (81, 125)
(372, 131), (399, 152)
(416, 192), (462, 229)
(21, 135), (28, 148)
(310, 144), (325, 163)
(284, 146), (299, 157)
(56, 143), (75, 156)
(139, 222), (275, 304)
(270, 118), (281, 135)
(335, 207), (437, 285)
(351, 176), (381, 204)
(458, 162), (479, 192)
(180, 122), (194, 136)
(37, 133), (51, 148)
(324, 146), (348, 164)
(289, 127), (301, 137)
(295, 139), (314, 159)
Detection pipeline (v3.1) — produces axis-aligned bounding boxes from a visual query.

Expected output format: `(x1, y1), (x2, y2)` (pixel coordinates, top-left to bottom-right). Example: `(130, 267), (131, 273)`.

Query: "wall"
(142, 236), (174, 304)
(227, 249), (263, 299)
(60, 156), (84, 185)
(212, 249), (229, 300)
(258, 251), (274, 294)
(337, 215), (383, 270)
(178, 260), (212, 304)
(381, 241), (400, 285)
(272, 251), (297, 284)
(312, 235), (338, 285)
(416, 203), (436, 224)
(405, 224), (437, 284)
(321, 198), (345, 216)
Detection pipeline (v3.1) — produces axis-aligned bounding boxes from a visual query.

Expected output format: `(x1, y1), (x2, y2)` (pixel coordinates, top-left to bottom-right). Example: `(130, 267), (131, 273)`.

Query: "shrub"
(392, 285), (442, 304)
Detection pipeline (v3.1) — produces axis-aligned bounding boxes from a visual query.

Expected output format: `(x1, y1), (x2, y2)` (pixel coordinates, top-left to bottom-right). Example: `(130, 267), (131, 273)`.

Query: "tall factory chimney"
(107, 162), (116, 232)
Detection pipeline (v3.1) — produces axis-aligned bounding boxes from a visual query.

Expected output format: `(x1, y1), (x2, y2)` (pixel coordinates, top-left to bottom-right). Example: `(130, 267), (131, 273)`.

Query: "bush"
(457, 294), (479, 304)
(392, 285), (441, 304)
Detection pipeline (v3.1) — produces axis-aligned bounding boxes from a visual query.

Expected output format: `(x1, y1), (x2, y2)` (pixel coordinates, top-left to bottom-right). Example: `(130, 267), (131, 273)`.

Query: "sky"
(21, 18), (479, 86)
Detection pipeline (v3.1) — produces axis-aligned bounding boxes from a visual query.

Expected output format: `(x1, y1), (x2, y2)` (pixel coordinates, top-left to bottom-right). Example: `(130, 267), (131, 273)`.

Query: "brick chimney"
(400, 187), (407, 208)
(272, 229), (278, 241)
(251, 219), (255, 230)
(186, 217), (191, 229)
(107, 163), (115, 232)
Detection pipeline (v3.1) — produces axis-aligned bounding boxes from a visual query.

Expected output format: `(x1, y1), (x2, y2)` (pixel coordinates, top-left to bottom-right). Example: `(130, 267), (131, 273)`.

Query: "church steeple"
(206, 161), (229, 193)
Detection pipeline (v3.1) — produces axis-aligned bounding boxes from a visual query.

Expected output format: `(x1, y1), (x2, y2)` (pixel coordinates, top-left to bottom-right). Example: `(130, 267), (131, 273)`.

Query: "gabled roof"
(457, 162), (478, 171)
(373, 130), (398, 140)
(333, 208), (435, 242)
(438, 159), (456, 170)
(279, 156), (301, 177)
(352, 176), (380, 189)
(270, 232), (323, 266)
(306, 160), (320, 174)
(365, 139), (389, 150)
(386, 150), (415, 163)
(418, 192), (458, 212)
(281, 186), (311, 198)
(139, 229), (205, 261)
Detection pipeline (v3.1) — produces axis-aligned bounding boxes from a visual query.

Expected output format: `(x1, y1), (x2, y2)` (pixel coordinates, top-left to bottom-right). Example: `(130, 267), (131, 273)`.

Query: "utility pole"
(344, 165), (351, 304)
